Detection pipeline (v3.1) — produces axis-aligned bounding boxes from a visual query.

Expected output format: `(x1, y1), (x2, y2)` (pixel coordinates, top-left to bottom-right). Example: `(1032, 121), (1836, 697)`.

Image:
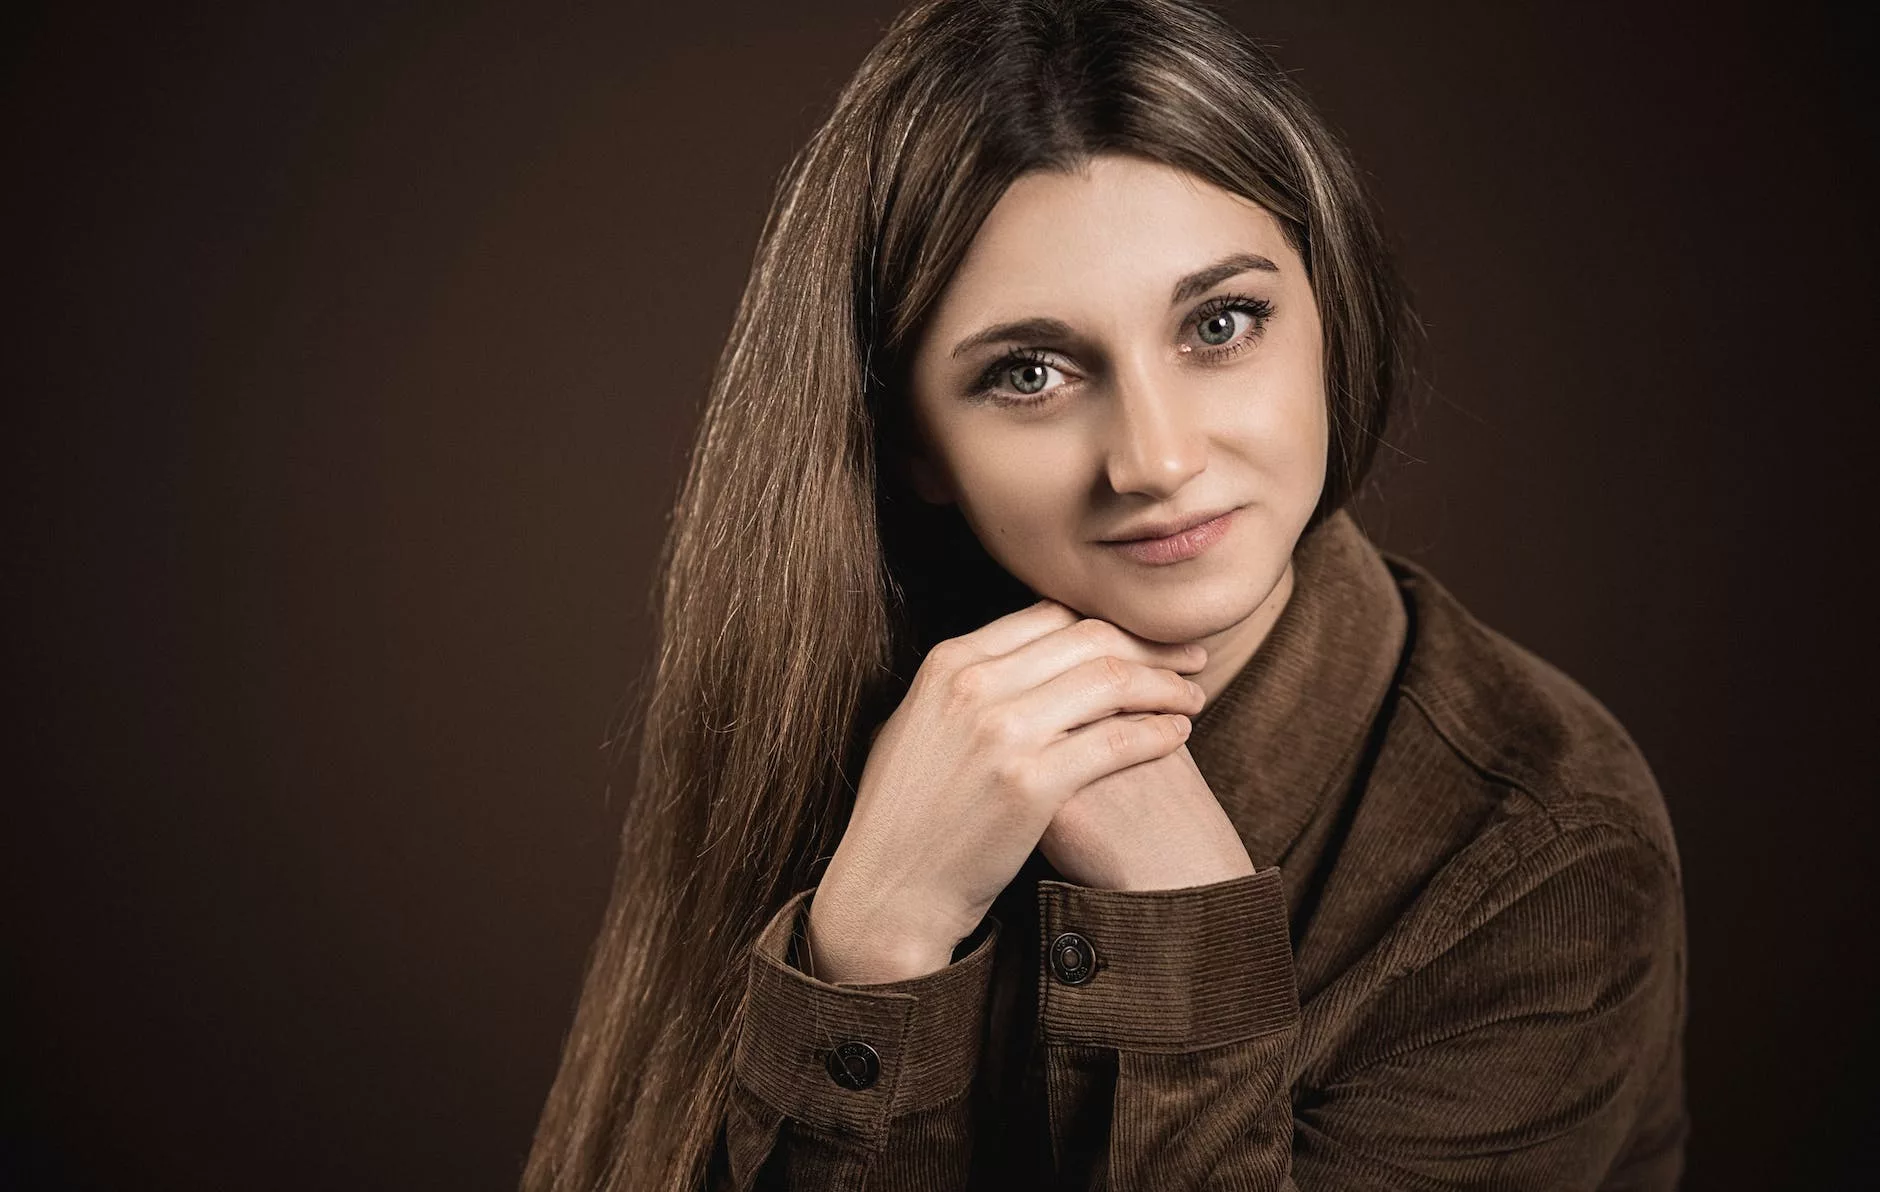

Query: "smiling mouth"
(1099, 506), (1242, 566)
(1100, 505), (1240, 543)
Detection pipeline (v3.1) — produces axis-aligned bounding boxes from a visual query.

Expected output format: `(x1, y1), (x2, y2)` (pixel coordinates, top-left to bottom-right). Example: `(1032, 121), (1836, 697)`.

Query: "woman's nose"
(1101, 360), (1206, 498)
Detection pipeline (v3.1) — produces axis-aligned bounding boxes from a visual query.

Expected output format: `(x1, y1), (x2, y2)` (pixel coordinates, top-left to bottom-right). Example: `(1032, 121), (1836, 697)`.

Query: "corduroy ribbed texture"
(1035, 870), (1298, 1051)
(733, 888), (1001, 1147)
(714, 509), (1689, 1190)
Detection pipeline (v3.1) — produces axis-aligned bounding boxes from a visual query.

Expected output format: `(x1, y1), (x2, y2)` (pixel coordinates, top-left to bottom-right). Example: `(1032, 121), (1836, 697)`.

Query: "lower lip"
(1104, 507), (1240, 566)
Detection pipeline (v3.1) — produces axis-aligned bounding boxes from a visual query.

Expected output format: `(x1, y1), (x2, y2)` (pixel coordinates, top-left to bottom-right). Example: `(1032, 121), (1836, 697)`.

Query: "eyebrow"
(950, 250), (1281, 359)
(1170, 251), (1280, 305)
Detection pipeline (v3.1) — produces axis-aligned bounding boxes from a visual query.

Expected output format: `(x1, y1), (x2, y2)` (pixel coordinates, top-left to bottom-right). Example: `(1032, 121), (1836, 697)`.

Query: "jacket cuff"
(1035, 867), (1299, 1052)
(732, 887), (999, 1148)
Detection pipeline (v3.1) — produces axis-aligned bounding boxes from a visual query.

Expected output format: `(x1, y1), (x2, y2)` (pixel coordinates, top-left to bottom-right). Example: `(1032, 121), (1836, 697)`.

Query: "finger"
(1037, 710), (1193, 796)
(974, 615), (1206, 702)
(945, 598), (1081, 660)
(1001, 655), (1206, 739)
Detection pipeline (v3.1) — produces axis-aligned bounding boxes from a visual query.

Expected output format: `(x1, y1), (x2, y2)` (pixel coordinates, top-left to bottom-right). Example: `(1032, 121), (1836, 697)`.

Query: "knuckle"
(1093, 654), (1131, 691)
(1102, 719), (1137, 759)
(1073, 617), (1117, 649)
(991, 754), (1042, 800)
(946, 660), (989, 705)
(973, 707), (1024, 750)
(925, 638), (970, 672)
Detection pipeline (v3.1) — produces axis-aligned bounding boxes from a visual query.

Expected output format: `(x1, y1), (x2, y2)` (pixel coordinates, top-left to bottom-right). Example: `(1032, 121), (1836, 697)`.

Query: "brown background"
(5, 2), (1875, 1188)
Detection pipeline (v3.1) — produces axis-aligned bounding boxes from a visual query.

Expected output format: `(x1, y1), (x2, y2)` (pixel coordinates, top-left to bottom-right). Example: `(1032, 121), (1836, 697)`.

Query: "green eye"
(1189, 296), (1276, 353)
(972, 348), (1064, 406)
(1010, 362), (1049, 394)
(1198, 311), (1237, 345)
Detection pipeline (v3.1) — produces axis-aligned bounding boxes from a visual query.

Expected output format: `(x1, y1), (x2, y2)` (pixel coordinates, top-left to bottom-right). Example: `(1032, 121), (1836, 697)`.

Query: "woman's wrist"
(803, 886), (961, 984)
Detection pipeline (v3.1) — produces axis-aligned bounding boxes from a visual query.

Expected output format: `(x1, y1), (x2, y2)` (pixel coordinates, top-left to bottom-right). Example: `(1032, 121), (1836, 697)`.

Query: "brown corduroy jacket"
(710, 509), (1689, 1190)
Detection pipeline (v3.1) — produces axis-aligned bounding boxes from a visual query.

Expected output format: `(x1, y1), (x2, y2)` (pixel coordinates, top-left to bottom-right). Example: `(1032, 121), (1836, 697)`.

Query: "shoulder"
(1378, 549), (1681, 889)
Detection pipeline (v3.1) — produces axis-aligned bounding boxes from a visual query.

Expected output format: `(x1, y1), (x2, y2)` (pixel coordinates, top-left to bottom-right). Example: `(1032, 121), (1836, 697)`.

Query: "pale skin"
(806, 153), (1330, 983)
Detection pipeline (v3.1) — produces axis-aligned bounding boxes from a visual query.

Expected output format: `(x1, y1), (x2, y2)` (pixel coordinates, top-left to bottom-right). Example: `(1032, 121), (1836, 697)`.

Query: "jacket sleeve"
(710, 887), (1001, 1191)
(1033, 819), (1686, 1191)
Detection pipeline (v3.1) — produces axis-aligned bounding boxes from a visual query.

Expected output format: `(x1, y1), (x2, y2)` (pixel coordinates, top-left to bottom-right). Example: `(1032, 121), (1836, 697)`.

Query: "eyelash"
(969, 294), (1277, 408)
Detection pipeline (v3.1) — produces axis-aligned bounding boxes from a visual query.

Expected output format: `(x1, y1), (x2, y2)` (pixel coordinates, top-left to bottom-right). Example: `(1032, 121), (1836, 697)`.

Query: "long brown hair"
(523, 1), (1421, 1187)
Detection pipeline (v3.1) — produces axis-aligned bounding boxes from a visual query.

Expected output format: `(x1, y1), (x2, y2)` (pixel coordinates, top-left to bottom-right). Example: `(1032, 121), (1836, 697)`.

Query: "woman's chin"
(1085, 580), (1274, 646)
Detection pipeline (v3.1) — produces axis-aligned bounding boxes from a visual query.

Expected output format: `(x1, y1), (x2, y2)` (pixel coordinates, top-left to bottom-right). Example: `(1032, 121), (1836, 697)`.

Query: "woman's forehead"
(921, 156), (1297, 339)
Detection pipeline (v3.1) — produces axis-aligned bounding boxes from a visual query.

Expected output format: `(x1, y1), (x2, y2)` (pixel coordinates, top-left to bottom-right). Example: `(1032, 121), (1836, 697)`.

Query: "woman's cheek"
(1237, 384), (1327, 486)
(974, 477), (1078, 556)
(959, 429), (1081, 512)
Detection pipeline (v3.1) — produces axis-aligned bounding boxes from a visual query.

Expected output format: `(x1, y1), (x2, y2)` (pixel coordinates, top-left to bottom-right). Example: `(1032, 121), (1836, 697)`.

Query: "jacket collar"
(1188, 507), (1409, 868)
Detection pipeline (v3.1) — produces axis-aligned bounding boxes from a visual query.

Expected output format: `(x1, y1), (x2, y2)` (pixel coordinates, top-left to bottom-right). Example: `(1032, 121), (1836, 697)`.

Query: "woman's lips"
(1102, 507), (1239, 566)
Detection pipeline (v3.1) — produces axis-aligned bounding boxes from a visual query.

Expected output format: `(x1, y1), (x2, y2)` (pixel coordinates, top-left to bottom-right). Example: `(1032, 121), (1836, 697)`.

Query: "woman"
(524, 1), (1688, 1188)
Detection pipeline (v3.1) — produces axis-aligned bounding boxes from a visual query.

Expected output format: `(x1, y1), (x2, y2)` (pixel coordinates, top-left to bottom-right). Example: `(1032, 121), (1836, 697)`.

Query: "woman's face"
(904, 152), (1328, 661)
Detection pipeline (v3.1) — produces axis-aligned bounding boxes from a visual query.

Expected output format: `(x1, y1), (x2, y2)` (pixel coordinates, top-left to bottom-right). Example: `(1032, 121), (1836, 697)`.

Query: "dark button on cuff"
(1049, 931), (1097, 985)
(825, 1040), (881, 1090)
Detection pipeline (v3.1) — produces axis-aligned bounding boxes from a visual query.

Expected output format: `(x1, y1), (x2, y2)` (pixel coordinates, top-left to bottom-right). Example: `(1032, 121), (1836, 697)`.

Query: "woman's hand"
(1037, 739), (1256, 891)
(805, 600), (1207, 984)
